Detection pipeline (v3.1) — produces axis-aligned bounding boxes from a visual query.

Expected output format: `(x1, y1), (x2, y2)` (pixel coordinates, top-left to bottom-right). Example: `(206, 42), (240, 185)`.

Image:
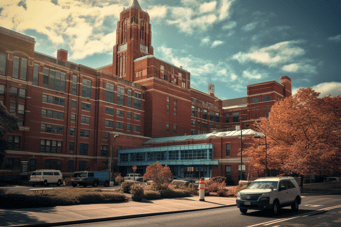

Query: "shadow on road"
(0, 206), (57, 226)
(244, 208), (316, 218)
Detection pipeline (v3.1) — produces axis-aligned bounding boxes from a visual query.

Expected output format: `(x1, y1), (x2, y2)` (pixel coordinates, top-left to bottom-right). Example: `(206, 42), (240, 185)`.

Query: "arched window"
(122, 19), (128, 44)
(140, 20), (146, 45)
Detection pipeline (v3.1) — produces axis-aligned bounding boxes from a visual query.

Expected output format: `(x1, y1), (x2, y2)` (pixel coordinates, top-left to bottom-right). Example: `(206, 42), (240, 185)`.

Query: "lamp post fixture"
(240, 117), (243, 181)
(109, 133), (120, 181)
(254, 134), (268, 177)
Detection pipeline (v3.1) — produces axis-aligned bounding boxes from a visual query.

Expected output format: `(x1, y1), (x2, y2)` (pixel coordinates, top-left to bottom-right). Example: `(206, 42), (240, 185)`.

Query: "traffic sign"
(132, 165), (137, 171)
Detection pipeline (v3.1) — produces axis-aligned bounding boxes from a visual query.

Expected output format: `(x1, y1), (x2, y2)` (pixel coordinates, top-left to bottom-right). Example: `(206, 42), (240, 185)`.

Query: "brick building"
(0, 0), (291, 183)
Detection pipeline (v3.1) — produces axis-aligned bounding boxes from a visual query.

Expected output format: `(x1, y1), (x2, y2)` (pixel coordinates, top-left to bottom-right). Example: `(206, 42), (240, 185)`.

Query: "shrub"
(217, 190), (227, 197)
(121, 181), (135, 193)
(143, 161), (173, 187)
(205, 179), (226, 192)
(144, 191), (161, 200)
(159, 188), (190, 198)
(212, 176), (226, 184)
(170, 180), (189, 187)
(130, 184), (144, 201)
(151, 183), (169, 191)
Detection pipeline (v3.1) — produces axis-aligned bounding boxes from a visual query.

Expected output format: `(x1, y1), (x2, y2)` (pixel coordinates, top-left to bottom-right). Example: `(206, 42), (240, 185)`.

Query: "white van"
(236, 177), (301, 215)
(29, 169), (63, 187)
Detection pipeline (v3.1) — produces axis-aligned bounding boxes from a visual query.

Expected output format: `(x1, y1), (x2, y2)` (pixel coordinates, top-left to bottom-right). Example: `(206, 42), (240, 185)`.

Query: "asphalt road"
(64, 195), (341, 227)
(1, 184), (121, 194)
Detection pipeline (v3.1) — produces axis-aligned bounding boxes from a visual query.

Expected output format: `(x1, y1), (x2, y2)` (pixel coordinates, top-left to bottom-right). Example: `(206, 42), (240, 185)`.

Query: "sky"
(0, 0), (340, 100)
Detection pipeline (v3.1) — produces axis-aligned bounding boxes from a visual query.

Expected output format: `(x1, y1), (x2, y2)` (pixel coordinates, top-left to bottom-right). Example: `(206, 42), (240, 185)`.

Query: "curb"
(16, 204), (237, 227)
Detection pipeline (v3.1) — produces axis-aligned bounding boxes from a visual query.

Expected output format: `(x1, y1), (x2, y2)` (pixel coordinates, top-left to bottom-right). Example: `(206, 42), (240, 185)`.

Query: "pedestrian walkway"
(0, 196), (237, 227)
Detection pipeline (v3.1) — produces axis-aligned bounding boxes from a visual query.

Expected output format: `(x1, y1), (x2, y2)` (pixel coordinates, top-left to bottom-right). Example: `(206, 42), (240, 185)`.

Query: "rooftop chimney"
(57, 49), (68, 62)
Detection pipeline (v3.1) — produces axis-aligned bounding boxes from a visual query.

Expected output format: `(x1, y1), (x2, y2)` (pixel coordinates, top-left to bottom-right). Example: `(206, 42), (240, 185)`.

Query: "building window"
(191, 120), (195, 126)
(202, 123), (208, 128)
(10, 87), (18, 97)
(105, 132), (109, 139)
(117, 86), (125, 106)
(40, 140), (62, 153)
(166, 109), (170, 114)
(0, 53), (6, 75)
(166, 97), (170, 102)
(80, 144), (88, 155)
(173, 125), (177, 134)
(226, 113), (229, 123)
(106, 83), (114, 103)
(203, 109), (208, 119)
(133, 125), (140, 132)
(232, 112), (239, 122)
(43, 68), (66, 92)
(226, 144), (230, 156)
(30, 159), (36, 171)
(215, 113), (219, 123)
(225, 165), (231, 178)
(105, 107), (114, 115)
(41, 95), (65, 106)
(80, 129), (90, 138)
(197, 121), (200, 127)
(116, 122), (124, 129)
(191, 130), (195, 135)
(45, 160), (62, 170)
(82, 79), (92, 98)
(164, 74), (168, 81)
(9, 102), (16, 113)
(7, 136), (20, 150)
(252, 97), (259, 103)
(81, 103), (91, 111)
(101, 145), (109, 156)
(5, 158), (20, 170)
(79, 161), (87, 171)
(72, 75), (77, 95)
(191, 106), (195, 117)
(32, 64), (39, 85)
(127, 112), (131, 119)
(43, 68), (49, 88)
(105, 120), (113, 127)
(174, 111), (177, 116)
(127, 124), (131, 131)
(134, 113), (140, 121)
(263, 96), (271, 102)
(18, 104), (25, 115)
(116, 109), (124, 117)
(134, 92), (142, 110)
(18, 89), (26, 99)
(68, 160), (74, 172)
(81, 116), (90, 124)
(70, 127), (75, 136)
(71, 114), (76, 122)
(12, 56), (27, 81)
(0, 84), (5, 95)
(71, 100), (77, 108)
(127, 90), (132, 107)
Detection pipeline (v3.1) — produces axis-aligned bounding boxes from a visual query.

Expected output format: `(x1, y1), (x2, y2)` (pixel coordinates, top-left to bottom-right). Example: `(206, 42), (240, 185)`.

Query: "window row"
(40, 140), (63, 153)
(43, 68), (66, 92)
(9, 103), (25, 115)
(251, 96), (271, 103)
(41, 109), (64, 120)
(69, 128), (90, 138)
(10, 87), (26, 99)
(106, 83), (141, 109)
(40, 124), (64, 134)
(42, 94), (65, 106)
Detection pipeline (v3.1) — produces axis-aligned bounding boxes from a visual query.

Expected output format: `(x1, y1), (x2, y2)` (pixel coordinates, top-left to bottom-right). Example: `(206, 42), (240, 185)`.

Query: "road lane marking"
(246, 204), (341, 227)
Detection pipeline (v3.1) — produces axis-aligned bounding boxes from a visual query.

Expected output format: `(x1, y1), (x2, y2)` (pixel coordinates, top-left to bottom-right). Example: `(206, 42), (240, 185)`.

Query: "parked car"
(194, 177), (211, 187)
(236, 177), (301, 215)
(124, 173), (143, 181)
(225, 177), (234, 185)
(326, 177), (341, 182)
(29, 169), (63, 187)
(71, 171), (110, 187)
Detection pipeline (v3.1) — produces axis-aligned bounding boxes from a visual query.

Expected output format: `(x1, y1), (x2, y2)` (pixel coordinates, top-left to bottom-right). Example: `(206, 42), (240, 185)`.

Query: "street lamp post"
(254, 134), (268, 177)
(109, 133), (120, 181)
(240, 117), (243, 181)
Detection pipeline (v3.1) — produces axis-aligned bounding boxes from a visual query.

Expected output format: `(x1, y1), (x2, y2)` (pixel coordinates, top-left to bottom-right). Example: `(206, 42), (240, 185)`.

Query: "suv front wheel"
(272, 200), (279, 215)
(240, 208), (248, 214)
(291, 198), (299, 212)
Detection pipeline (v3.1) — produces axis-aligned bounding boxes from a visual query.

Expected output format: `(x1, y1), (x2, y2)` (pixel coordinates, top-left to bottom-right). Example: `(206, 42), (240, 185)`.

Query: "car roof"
(34, 169), (61, 172)
(254, 177), (294, 182)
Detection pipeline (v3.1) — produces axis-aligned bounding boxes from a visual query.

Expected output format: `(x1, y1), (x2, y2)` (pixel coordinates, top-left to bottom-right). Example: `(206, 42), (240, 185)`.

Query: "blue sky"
(0, 0), (340, 99)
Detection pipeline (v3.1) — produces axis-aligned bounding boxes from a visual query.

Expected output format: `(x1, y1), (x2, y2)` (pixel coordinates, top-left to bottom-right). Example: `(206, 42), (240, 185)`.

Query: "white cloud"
(232, 40), (306, 68)
(0, 0), (124, 60)
(231, 73), (237, 81)
(292, 82), (341, 97)
(242, 70), (262, 79)
(200, 36), (211, 46)
(147, 5), (167, 19)
(199, 1), (217, 13)
(328, 34), (341, 43)
(242, 22), (258, 31)
(219, 0), (234, 20)
(222, 21), (236, 30)
(281, 63), (316, 74)
(211, 40), (224, 48)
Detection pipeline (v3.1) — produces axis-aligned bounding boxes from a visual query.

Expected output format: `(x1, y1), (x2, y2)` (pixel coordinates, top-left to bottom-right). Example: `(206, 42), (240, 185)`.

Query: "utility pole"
(109, 133), (120, 181)
(240, 117), (243, 181)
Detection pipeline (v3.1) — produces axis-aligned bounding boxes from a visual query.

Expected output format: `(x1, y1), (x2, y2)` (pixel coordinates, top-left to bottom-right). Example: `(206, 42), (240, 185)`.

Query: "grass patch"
(0, 188), (128, 209)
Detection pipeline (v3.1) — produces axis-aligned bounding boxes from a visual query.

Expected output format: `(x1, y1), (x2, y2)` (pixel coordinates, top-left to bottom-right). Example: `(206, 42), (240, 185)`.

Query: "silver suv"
(236, 177), (301, 215)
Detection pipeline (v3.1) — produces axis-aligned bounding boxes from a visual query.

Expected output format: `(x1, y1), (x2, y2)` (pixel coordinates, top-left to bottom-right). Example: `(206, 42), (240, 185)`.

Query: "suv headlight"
(237, 192), (241, 200)
(259, 193), (270, 200)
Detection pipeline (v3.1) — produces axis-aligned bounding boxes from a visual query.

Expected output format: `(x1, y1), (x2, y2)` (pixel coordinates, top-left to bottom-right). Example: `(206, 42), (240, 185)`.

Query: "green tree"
(0, 102), (18, 168)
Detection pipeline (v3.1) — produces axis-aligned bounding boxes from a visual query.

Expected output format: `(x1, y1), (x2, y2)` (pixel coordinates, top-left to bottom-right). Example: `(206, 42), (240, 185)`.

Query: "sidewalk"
(0, 196), (237, 227)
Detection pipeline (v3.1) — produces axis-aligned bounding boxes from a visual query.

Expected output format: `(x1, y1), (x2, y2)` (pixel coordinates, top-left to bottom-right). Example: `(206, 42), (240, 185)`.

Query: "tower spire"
(131, 0), (142, 10)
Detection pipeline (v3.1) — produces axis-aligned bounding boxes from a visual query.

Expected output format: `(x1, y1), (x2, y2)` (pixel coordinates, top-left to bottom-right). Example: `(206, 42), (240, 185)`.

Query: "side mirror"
(270, 186), (274, 191)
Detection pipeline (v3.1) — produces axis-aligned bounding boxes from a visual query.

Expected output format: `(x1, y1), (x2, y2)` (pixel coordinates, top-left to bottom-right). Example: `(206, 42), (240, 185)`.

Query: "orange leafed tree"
(143, 161), (173, 186)
(244, 88), (341, 176)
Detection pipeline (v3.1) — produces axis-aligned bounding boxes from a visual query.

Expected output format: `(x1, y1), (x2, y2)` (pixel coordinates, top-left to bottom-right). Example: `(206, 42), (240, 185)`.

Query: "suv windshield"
(247, 181), (278, 189)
